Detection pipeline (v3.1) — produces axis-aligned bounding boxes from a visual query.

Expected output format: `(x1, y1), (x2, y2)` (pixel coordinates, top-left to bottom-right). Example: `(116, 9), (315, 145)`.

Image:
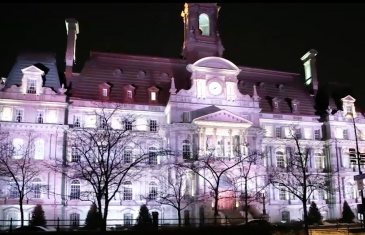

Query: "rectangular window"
(99, 116), (108, 129)
(2, 107), (13, 121)
(149, 120), (157, 132)
(183, 112), (190, 123)
(15, 109), (24, 123)
(314, 129), (320, 140)
(127, 90), (132, 99)
(343, 129), (348, 140)
(123, 187), (132, 201)
(73, 115), (81, 127)
(279, 189), (286, 200)
(295, 129), (302, 139)
(151, 92), (156, 101)
(27, 78), (37, 94)
(36, 110), (45, 124)
(123, 150), (132, 164)
(102, 88), (108, 97)
(293, 103), (297, 112)
(346, 105), (352, 114)
(124, 121), (133, 131)
(9, 183), (19, 199)
(71, 147), (80, 162)
(275, 127), (281, 138)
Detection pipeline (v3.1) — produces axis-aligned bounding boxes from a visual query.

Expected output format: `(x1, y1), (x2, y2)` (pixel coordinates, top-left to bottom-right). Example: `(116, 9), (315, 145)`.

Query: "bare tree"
(49, 103), (165, 231)
(177, 149), (263, 224)
(153, 164), (195, 227)
(234, 153), (268, 223)
(268, 125), (333, 235)
(0, 132), (45, 227)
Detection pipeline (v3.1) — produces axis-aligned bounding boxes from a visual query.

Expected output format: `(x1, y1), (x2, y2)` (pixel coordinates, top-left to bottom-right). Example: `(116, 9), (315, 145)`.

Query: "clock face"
(209, 81), (222, 95)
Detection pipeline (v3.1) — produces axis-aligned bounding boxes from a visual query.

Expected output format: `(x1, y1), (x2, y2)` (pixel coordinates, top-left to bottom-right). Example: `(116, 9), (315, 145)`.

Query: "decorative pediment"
(187, 57), (241, 75)
(99, 82), (111, 88)
(292, 99), (300, 104)
(193, 110), (253, 128)
(21, 65), (44, 75)
(123, 84), (135, 90)
(341, 95), (356, 103)
(148, 86), (159, 92)
(272, 97), (281, 103)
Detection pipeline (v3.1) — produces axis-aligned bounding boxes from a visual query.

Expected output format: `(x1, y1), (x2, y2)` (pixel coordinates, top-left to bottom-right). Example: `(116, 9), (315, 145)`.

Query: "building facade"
(0, 2), (364, 228)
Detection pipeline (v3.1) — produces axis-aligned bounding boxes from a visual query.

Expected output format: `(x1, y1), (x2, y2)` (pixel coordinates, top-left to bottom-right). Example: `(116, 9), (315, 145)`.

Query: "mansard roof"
(6, 53), (61, 91)
(236, 70), (317, 115)
(70, 52), (190, 105)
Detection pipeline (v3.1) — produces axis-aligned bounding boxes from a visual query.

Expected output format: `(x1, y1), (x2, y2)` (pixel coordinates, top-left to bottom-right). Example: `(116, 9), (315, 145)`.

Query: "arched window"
(6, 210), (19, 226)
(149, 182), (158, 200)
(32, 178), (42, 199)
(123, 147), (133, 164)
(182, 140), (191, 159)
(34, 139), (45, 160)
(70, 180), (80, 200)
(281, 211), (290, 222)
(149, 147), (158, 165)
(122, 181), (132, 201)
(345, 182), (355, 199)
(12, 138), (24, 159)
(70, 213), (80, 228)
(276, 151), (285, 168)
(199, 13), (210, 36)
(314, 152), (324, 169)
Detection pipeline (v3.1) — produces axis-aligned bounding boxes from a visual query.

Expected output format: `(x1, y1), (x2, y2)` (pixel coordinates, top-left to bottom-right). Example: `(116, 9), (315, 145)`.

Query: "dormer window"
(127, 91), (132, 99)
(21, 65), (45, 95)
(99, 83), (111, 100)
(27, 78), (37, 94)
(151, 92), (156, 101)
(148, 86), (159, 104)
(291, 99), (300, 114)
(341, 95), (357, 118)
(124, 85), (135, 102)
(272, 97), (281, 112)
(102, 88), (108, 97)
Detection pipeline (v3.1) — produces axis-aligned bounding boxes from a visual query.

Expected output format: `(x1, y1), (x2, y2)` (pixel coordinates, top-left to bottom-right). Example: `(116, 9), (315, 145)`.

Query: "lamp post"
(346, 112), (364, 226)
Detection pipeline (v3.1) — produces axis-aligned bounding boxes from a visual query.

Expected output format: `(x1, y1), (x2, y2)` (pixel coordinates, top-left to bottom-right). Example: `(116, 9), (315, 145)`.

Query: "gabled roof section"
(21, 65), (44, 75)
(341, 95), (356, 103)
(193, 109), (253, 128)
(5, 53), (61, 91)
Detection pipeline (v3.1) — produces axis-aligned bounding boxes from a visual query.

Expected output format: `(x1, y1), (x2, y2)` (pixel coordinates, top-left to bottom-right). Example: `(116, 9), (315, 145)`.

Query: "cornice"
(0, 122), (69, 130)
(262, 137), (324, 145)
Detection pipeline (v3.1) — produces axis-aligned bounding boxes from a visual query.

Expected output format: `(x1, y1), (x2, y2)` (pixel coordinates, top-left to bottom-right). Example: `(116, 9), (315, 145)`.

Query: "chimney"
(65, 18), (79, 88)
(301, 49), (318, 95)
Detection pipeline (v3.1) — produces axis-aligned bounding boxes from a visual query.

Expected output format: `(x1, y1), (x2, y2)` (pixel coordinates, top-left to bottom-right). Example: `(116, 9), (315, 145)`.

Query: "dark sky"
(0, 3), (364, 107)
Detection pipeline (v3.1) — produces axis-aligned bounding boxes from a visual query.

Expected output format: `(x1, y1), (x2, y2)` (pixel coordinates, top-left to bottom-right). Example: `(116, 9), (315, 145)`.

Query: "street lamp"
(345, 112), (364, 225)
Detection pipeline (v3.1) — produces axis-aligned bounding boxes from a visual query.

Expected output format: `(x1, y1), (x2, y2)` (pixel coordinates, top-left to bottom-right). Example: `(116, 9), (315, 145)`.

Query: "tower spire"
(169, 77), (177, 95)
(181, 3), (224, 63)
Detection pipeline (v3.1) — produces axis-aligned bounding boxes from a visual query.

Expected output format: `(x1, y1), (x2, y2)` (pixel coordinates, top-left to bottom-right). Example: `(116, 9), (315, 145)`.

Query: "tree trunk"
(177, 209), (181, 227)
(19, 196), (24, 227)
(302, 200), (309, 235)
(244, 179), (248, 224)
(214, 190), (219, 225)
(97, 199), (104, 231)
(101, 202), (109, 232)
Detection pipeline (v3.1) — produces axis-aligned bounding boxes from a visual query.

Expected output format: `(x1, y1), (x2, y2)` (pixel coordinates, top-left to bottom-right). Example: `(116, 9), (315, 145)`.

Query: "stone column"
(202, 128), (206, 154)
(213, 128), (217, 156)
(229, 129), (233, 158)
(239, 130), (244, 155)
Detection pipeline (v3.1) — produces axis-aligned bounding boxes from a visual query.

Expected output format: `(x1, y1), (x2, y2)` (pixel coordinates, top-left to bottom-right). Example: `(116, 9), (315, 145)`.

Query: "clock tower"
(181, 3), (225, 63)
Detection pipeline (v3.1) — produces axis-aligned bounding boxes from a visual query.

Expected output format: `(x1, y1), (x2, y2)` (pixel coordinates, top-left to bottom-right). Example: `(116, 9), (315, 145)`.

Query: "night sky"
(0, 3), (364, 107)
